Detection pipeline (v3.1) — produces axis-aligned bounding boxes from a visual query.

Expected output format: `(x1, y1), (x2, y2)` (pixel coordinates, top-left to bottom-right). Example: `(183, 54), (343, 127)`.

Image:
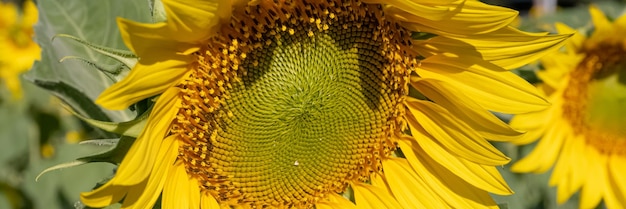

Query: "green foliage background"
(1, 0), (150, 208)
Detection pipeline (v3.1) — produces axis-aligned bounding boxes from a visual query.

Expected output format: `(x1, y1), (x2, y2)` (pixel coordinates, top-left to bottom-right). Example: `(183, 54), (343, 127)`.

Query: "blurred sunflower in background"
(77, 0), (571, 208)
(510, 5), (626, 209)
(0, 0), (39, 100)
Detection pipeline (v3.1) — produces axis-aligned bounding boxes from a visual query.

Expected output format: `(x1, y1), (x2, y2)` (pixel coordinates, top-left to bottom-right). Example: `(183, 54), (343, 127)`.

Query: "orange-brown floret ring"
(169, 0), (417, 208)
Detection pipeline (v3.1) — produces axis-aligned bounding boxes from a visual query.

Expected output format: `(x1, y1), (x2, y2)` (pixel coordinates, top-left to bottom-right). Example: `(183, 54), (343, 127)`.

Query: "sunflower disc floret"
(79, 0), (571, 208)
(174, 1), (414, 207)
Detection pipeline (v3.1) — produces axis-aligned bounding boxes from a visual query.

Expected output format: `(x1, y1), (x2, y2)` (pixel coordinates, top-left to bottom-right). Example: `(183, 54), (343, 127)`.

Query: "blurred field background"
(0, 0), (624, 209)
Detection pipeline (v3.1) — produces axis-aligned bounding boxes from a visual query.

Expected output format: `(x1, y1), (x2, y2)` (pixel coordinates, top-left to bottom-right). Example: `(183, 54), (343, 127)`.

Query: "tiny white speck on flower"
(294, 161), (299, 166)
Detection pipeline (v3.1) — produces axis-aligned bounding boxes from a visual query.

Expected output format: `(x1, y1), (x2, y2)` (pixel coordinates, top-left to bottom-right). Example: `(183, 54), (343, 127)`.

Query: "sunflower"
(509, 6), (626, 209)
(80, 0), (570, 208)
(0, 0), (39, 99)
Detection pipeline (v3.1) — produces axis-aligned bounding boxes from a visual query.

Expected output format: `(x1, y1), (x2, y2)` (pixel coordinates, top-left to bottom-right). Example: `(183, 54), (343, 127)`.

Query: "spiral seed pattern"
(170, 0), (418, 208)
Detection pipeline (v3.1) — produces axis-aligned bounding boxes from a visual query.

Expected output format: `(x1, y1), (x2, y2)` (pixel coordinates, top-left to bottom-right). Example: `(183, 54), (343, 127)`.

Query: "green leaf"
(149, 0), (167, 23)
(497, 203), (508, 209)
(32, 79), (114, 127)
(54, 34), (137, 69)
(13, 1), (155, 208)
(77, 136), (135, 164)
(36, 136), (135, 182)
(63, 104), (150, 138)
(25, 0), (153, 122)
(79, 139), (119, 147)
(59, 56), (127, 82)
(35, 161), (88, 182)
(23, 142), (116, 209)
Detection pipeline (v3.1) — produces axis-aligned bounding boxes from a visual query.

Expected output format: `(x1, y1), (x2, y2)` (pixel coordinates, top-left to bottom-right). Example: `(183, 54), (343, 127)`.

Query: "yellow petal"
(607, 155), (626, 209)
(96, 60), (188, 110)
(163, 161), (191, 209)
(369, 173), (395, 198)
(352, 183), (403, 209)
(411, 78), (522, 141)
(549, 138), (585, 204)
(566, 138), (587, 200)
(117, 17), (199, 59)
(314, 203), (335, 209)
(1, 72), (23, 99)
(398, 0), (517, 35)
(316, 194), (358, 209)
(549, 137), (573, 187)
(200, 193), (220, 209)
(188, 177), (201, 209)
(418, 27), (571, 70)
(537, 54), (579, 88)
(415, 54), (549, 113)
(163, 0), (230, 42)
(579, 148), (606, 209)
(589, 5), (612, 34)
(80, 184), (127, 208)
(0, 2), (17, 23)
(401, 0), (457, 4)
(508, 104), (553, 145)
(388, 154), (499, 209)
(107, 131), (160, 186)
(405, 98), (510, 165)
(508, 126), (545, 145)
(363, 0), (456, 21)
(108, 88), (179, 185)
(399, 138), (512, 195)
(511, 121), (569, 173)
(121, 136), (179, 209)
(381, 158), (445, 209)
(554, 22), (584, 54)
(586, 6), (621, 47)
(22, 0), (38, 26)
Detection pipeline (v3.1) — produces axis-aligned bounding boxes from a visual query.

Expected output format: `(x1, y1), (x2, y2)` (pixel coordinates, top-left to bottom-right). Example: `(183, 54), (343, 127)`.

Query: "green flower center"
(562, 41), (626, 155)
(171, 0), (416, 208)
(587, 71), (626, 136)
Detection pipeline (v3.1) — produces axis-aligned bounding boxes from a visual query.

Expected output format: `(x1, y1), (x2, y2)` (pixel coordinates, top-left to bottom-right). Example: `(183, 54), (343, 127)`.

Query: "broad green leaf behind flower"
(25, 0), (152, 122)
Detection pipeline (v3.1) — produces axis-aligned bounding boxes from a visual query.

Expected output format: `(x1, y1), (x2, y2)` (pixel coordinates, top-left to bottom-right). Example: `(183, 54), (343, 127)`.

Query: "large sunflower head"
(81, 0), (570, 208)
(0, 0), (39, 99)
(510, 5), (626, 209)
